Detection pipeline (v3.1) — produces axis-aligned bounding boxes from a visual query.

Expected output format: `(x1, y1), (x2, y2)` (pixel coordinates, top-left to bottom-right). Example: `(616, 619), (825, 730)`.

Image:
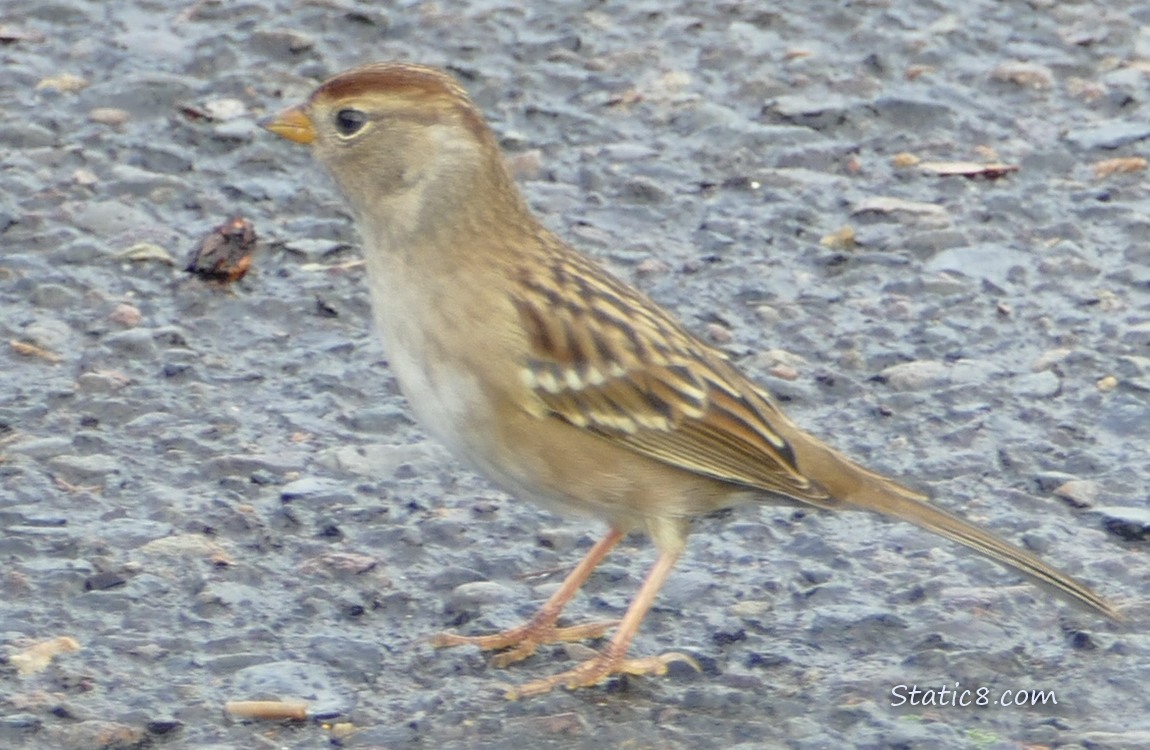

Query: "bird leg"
(431, 527), (624, 667)
(507, 546), (699, 700)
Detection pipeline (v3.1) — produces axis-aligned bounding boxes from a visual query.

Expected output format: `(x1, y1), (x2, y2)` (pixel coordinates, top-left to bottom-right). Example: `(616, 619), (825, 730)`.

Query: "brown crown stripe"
(313, 62), (488, 139)
(316, 62), (471, 104)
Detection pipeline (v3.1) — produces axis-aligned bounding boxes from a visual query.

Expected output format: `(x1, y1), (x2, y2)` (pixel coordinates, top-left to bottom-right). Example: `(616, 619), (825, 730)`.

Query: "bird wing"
(510, 246), (833, 505)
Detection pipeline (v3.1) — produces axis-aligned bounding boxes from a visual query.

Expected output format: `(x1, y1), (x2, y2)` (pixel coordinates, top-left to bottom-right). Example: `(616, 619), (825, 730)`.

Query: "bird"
(260, 62), (1121, 699)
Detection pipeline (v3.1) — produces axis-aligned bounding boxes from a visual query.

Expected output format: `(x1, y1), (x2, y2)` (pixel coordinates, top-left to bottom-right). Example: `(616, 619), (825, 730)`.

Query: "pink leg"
(508, 546), (699, 699)
(431, 528), (624, 667)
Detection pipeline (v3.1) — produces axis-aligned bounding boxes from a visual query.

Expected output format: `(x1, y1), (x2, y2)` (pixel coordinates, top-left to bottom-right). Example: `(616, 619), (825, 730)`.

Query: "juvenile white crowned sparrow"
(261, 62), (1120, 699)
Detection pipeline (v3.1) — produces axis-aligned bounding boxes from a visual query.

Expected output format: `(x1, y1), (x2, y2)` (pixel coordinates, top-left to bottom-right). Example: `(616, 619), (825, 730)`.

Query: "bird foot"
(431, 619), (619, 668)
(506, 650), (700, 699)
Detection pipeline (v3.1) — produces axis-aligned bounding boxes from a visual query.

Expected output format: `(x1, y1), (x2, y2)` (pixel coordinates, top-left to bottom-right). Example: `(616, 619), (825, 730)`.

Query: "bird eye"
(334, 108), (368, 137)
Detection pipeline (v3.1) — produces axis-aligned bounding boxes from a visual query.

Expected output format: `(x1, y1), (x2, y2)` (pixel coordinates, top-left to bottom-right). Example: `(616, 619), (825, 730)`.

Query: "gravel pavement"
(1, 2), (1148, 749)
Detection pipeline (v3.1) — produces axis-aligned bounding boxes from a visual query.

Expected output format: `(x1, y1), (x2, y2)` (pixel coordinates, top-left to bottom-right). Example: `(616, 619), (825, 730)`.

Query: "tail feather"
(856, 477), (1121, 621)
(793, 438), (1122, 621)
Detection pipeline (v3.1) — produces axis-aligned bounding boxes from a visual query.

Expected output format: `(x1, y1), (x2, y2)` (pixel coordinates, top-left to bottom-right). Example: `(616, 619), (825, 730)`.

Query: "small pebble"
(1031, 348), (1073, 372)
(72, 168), (99, 186)
(201, 98), (247, 121)
(108, 303), (142, 327)
(449, 581), (516, 608)
(1096, 374), (1118, 392)
(88, 107), (130, 126)
(990, 60), (1054, 88)
(879, 360), (949, 391)
(1053, 479), (1099, 508)
(35, 73), (89, 92)
(706, 323), (732, 343)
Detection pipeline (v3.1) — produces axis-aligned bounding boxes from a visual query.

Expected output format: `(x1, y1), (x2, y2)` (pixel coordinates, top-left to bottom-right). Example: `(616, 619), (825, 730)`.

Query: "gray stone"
(280, 477), (354, 505)
(1064, 122), (1150, 150)
(924, 243), (1028, 286)
(205, 453), (308, 479)
(104, 328), (159, 359)
(1014, 370), (1060, 399)
(1093, 506), (1150, 541)
(8, 436), (72, 458)
(449, 581), (518, 608)
(879, 360), (949, 391)
(1075, 731), (1150, 750)
(313, 442), (443, 478)
(47, 454), (120, 484)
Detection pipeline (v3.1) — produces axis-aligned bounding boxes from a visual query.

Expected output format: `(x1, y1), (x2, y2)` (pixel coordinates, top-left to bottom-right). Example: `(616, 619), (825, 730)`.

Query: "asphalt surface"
(1, 2), (1148, 749)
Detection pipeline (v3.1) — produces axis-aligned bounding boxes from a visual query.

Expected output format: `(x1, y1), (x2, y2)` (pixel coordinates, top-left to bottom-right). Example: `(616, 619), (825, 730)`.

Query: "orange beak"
(259, 105), (316, 145)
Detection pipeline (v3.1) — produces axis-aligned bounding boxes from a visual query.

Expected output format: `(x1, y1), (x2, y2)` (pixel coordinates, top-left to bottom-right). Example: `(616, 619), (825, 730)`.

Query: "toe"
(505, 649), (697, 699)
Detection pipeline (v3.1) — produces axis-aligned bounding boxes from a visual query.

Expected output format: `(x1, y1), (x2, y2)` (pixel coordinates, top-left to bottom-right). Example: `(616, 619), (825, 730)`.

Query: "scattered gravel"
(1, 2), (1148, 749)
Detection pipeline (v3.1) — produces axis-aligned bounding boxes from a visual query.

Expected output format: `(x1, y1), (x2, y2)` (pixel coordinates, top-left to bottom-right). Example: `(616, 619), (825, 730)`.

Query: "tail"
(792, 439), (1123, 621)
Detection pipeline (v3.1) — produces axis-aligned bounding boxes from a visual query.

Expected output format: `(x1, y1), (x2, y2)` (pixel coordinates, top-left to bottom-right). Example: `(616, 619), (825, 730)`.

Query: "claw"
(619, 650), (700, 676)
(431, 619), (620, 668)
(505, 649), (700, 699)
